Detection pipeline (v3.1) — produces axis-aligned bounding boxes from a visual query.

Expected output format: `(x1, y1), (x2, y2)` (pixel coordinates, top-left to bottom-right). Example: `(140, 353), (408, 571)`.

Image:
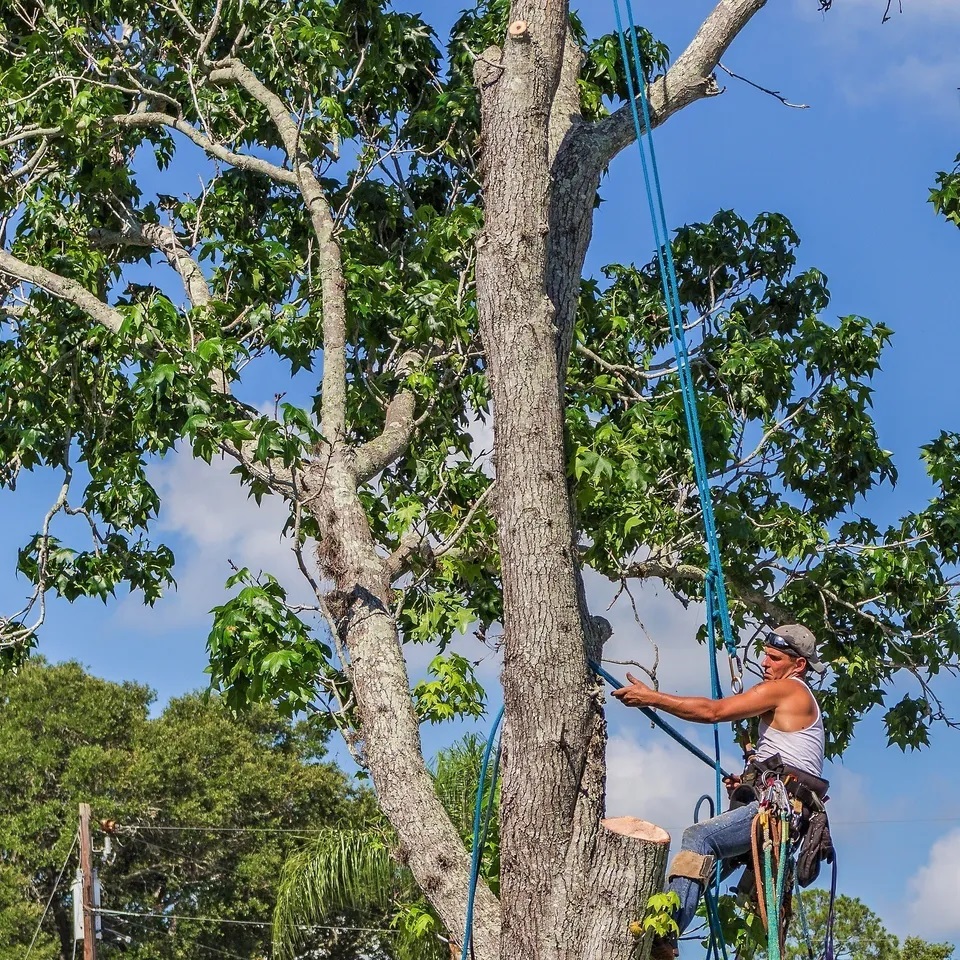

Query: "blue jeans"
(668, 801), (759, 934)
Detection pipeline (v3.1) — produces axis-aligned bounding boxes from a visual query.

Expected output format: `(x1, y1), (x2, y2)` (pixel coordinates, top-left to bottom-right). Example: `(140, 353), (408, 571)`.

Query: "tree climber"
(612, 624), (829, 960)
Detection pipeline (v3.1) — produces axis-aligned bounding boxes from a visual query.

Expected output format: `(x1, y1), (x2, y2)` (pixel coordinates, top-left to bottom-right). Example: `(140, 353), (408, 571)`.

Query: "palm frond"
(272, 827), (399, 959)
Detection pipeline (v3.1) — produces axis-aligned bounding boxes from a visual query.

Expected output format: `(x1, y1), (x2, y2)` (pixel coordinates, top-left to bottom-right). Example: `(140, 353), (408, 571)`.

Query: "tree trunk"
(474, 7), (667, 960)
(303, 452), (502, 958)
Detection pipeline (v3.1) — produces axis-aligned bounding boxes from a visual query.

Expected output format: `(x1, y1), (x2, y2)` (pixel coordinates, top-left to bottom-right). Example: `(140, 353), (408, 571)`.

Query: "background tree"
(274, 735), (499, 960)
(777, 891), (953, 960)
(0, 659), (381, 960)
(2, 3), (959, 960)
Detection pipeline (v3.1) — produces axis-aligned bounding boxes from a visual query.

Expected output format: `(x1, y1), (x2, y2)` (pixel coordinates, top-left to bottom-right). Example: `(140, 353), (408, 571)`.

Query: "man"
(611, 624), (828, 960)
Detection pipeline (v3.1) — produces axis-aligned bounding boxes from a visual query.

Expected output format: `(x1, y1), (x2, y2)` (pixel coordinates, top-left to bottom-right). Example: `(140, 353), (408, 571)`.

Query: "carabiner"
(728, 653), (744, 695)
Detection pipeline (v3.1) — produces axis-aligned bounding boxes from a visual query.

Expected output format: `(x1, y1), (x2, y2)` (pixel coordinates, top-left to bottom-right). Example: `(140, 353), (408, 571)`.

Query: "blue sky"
(2, 0), (959, 951)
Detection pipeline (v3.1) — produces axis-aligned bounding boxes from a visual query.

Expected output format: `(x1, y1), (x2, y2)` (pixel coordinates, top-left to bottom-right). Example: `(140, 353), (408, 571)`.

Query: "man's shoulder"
(752, 678), (805, 700)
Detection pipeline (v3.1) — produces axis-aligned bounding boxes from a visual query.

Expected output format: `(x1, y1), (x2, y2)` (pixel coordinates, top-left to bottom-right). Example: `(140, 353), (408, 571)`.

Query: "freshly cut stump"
(580, 818), (671, 960)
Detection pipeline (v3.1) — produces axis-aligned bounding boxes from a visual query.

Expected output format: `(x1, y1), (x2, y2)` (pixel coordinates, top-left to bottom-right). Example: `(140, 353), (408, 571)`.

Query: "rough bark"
(475, 7), (603, 959)
(581, 819), (671, 960)
(472, 3), (770, 959)
(302, 452), (502, 958)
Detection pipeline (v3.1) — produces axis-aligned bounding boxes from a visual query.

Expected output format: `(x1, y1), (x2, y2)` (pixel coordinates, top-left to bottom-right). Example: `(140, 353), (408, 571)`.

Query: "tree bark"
(472, 2), (770, 959)
(301, 452), (502, 959)
(475, 8), (613, 960)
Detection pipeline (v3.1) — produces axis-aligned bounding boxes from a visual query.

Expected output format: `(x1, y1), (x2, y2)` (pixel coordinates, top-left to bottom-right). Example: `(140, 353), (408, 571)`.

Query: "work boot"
(650, 934), (679, 959)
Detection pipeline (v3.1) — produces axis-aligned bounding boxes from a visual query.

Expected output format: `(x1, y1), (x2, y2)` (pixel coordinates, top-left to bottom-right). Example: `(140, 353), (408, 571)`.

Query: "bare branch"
(112, 112), (297, 185)
(716, 62), (809, 109)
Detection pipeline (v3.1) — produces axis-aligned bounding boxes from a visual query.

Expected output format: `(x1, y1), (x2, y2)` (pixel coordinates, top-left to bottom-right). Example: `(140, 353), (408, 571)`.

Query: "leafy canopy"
(0, 659), (380, 960)
(0, 0), (957, 756)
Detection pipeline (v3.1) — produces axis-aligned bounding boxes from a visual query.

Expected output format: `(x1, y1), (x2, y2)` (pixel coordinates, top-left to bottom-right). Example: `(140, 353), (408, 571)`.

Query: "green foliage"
(640, 891), (680, 938)
(781, 891), (953, 960)
(0, 1), (957, 756)
(931, 154), (960, 227)
(414, 653), (486, 723)
(0, 659), (378, 960)
(274, 735), (499, 960)
(207, 567), (335, 716)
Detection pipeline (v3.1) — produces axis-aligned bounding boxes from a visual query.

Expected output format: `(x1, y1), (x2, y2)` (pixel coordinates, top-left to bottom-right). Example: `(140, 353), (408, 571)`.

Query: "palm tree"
(273, 734), (500, 960)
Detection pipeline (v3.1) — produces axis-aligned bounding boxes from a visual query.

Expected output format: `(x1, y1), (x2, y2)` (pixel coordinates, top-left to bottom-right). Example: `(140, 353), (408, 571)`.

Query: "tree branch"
(592, 0), (768, 167)
(111, 112), (298, 185)
(0, 248), (294, 497)
(208, 60), (349, 442)
(352, 390), (417, 484)
(90, 221), (211, 308)
(622, 557), (794, 624)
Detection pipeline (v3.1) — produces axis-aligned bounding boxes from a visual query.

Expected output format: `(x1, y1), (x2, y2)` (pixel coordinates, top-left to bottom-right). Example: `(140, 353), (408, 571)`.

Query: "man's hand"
(611, 672), (656, 709)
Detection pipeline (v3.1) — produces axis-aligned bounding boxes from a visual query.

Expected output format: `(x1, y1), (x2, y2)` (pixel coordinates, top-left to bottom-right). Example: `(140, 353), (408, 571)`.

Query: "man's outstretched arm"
(612, 672), (785, 724)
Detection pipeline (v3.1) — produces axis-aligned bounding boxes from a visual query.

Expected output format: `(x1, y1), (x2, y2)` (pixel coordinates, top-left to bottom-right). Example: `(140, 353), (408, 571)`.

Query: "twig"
(716, 62), (809, 109)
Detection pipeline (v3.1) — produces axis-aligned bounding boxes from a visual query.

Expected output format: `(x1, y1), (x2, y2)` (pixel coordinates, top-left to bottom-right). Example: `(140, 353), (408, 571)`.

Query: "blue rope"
(591, 662), (731, 778)
(460, 705), (504, 960)
(611, 5), (750, 959)
(610, 0), (738, 690)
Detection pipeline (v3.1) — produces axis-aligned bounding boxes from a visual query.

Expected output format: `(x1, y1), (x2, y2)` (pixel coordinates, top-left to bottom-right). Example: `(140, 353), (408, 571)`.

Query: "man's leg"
(667, 800), (759, 935)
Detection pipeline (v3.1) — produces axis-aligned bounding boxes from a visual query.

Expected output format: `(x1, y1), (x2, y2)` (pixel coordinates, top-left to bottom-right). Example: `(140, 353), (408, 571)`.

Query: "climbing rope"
(694, 795), (730, 960)
(591, 662), (732, 778)
(610, 0), (744, 831)
(460, 705), (504, 960)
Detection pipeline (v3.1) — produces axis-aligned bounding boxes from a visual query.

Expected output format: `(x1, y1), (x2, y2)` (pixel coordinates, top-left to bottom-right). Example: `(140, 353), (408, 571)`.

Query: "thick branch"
(352, 390), (417, 484)
(209, 60), (348, 441)
(90, 222), (211, 308)
(592, 0), (768, 166)
(0, 249), (124, 334)
(622, 558), (794, 624)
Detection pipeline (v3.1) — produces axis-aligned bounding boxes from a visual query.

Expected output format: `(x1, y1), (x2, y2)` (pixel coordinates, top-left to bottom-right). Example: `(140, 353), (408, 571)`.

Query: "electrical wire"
(96, 907), (397, 935)
(24, 831), (79, 960)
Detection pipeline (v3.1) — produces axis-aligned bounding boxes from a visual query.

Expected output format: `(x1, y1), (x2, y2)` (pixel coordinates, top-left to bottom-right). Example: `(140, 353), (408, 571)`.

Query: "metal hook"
(728, 653), (744, 695)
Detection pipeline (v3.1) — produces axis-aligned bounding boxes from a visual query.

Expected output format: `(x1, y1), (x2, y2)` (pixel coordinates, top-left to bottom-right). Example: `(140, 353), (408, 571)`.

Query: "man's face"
(761, 646), (804, 681)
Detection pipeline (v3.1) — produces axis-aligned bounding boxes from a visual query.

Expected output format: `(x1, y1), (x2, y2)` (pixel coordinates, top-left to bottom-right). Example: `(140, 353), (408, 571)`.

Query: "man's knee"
(667, 850), (716, 886)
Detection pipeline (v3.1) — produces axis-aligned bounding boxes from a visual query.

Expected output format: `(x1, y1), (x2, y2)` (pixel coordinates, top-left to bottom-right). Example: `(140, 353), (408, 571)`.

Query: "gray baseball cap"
(766, 624), (827, 675)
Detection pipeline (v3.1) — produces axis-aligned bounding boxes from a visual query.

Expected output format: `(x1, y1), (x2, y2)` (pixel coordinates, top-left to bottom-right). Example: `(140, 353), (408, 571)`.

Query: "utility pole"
(78, 803), (98, 960)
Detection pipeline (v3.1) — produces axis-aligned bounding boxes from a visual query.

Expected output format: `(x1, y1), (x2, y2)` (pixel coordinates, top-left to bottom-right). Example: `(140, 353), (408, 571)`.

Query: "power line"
(96, 908), (396, 936)
(115, 823), (333, 836)
(25, 831), (79, 960)
(110, 912), (254, 960)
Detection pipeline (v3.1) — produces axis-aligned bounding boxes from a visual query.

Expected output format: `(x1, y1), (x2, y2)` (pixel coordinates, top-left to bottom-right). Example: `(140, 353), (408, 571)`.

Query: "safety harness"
(731, 754), (836, 960)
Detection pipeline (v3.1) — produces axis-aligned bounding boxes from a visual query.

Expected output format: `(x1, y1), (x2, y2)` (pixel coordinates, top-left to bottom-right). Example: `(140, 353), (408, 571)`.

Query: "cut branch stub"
(578, 818), (672, 960)
(508, 20), (530, 40)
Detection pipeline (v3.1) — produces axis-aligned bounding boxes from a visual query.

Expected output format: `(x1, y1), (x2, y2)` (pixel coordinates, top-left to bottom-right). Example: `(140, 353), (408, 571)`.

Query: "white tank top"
(753, 677), (825, 778)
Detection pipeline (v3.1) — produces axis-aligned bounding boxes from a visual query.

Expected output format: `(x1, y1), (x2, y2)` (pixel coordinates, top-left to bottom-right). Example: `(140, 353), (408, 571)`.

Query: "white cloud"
(113, 452), (305, 632)
(842, 53), (960, 113)
(905, 828), (960, 934)
(793, 0), (960, 112)
(605, 731), (717, 843)
(841, 0), (960, 22)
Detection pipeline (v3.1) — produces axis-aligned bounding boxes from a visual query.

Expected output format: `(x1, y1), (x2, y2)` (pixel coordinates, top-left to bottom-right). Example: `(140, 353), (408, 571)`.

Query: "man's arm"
(611, 672), (785, 724)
